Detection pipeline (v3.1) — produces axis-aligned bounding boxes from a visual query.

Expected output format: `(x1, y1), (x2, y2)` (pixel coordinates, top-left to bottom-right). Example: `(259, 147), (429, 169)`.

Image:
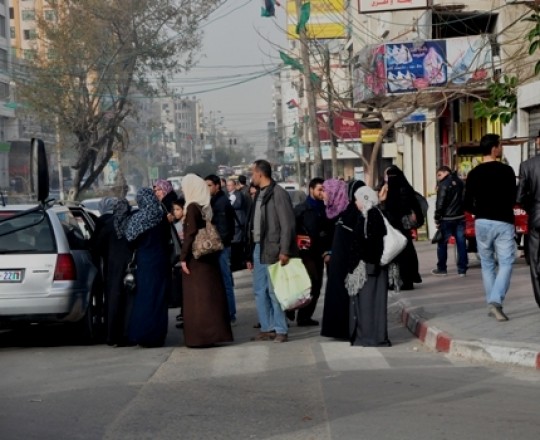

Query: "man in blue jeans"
(464, 134), (517, 321)
(246, 160), (298, 343)
(432, 166), (468, 276)
(205, 175), (237, 324)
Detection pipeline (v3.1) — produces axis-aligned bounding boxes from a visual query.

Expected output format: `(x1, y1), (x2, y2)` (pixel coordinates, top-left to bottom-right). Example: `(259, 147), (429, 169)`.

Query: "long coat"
(180, 203), (233, 347)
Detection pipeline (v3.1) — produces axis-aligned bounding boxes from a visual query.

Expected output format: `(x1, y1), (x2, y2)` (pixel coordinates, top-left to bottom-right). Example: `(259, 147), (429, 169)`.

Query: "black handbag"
(431, 229), (443, 244)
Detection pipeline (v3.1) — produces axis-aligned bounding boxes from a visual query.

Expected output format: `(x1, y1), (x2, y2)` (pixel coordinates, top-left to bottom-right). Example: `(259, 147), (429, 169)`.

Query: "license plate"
(0, 270), (24, 283)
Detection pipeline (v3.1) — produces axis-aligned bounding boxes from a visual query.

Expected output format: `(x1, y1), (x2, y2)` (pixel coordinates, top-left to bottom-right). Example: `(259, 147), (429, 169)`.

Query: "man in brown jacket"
(246, 160), (298, 343)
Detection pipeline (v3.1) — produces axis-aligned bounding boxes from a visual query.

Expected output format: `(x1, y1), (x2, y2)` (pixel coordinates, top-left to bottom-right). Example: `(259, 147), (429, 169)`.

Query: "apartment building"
(0, 0), (14, 189)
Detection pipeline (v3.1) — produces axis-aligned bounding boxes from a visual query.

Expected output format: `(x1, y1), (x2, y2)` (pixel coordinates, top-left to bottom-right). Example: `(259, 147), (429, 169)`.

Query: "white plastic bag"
(379, 211), (407, 265)
(268, 258), (312, 311)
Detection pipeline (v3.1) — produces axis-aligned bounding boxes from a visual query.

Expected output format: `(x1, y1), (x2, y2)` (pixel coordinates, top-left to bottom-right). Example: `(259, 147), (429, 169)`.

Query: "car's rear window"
(0, 211), (56, 253)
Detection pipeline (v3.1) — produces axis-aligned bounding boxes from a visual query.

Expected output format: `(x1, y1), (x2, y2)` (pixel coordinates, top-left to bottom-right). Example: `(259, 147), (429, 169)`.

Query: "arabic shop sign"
(358, 0), (427, 14)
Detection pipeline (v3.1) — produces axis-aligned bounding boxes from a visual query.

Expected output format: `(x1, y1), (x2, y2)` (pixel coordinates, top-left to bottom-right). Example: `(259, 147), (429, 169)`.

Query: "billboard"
(287, 0), (347, 39)
(352, 35), (492, 103)
(358, 0), (428, 14)
(317, 110), (362, 141)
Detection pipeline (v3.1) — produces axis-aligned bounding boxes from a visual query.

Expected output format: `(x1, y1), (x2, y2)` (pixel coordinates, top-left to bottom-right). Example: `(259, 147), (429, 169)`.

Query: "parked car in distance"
(0, 202), (104, 343)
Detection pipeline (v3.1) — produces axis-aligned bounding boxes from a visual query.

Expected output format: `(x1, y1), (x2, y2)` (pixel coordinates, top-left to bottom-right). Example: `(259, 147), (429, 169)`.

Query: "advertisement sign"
(287, 0), (347, 39)
(358, 0), (428, 14)
(284, 145), (308, 163)
(360, 129), (382, 143)
(385, 41), (447, 93)
(353, 35), (492, 102)
(317, 110), (362, 141)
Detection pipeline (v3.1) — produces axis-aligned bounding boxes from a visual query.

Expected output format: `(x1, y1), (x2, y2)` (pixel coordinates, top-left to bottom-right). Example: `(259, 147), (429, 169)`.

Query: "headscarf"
(354, 186), (379, 217)
(181, 173), (213, 220)
(384, 165), (416, 221)
(113, 198), (132, 239)
(154, 179), (173, 195)
(124, 188), (163, 241)
(98, 196), (117, 216)
(347, 179), (366, 202)
(323, 178), (348, 219)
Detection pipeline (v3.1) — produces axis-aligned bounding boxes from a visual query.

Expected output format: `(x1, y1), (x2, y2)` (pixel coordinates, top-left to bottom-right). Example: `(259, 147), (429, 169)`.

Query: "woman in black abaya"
(346, 186), (391, 347)
(320, 180), (365, 340)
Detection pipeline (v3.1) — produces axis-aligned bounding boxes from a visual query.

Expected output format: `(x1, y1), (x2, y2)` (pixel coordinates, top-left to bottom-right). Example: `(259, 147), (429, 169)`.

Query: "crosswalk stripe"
(320, 342), (391, 371)
(211, 346), (270, 377)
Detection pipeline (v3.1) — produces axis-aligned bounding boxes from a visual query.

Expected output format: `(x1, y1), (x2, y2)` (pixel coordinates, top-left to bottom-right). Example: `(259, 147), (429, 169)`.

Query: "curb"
(393, 296), (540, 370)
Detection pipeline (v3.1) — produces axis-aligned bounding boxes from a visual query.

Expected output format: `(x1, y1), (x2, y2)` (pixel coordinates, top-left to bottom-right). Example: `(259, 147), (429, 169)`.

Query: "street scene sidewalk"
(392, 240), (540, 369)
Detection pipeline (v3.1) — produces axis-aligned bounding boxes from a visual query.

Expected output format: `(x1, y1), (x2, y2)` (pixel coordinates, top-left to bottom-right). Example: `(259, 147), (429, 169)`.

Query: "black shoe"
(176, 322), (184, 329)
(400, 283), (414, 291)
(285, 310), (296, 321)
(297, 318), (319, 327)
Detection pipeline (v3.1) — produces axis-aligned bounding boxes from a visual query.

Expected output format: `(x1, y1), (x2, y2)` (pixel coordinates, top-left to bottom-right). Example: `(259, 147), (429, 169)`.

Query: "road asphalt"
(393, 239), (540, 369)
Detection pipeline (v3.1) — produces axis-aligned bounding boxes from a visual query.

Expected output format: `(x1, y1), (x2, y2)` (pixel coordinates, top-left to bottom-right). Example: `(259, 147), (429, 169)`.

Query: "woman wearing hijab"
(379, 165), (422, 290)
(179, 174), (233, 348)
(346, 186), (391, 347)
(124, 188), (170, 348)
(320, 178), (362, 340)
(153, 178), (178, 217)
(90, 197), (133, 346)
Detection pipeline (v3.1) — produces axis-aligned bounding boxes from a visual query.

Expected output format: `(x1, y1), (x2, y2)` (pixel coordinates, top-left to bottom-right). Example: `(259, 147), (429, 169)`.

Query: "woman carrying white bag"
(344, 186), (407, 347)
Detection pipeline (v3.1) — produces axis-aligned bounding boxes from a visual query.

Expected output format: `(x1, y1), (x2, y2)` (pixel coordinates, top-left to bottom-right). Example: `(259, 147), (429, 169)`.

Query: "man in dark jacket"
(245, 160), (298, 343)
(289, 177), (332, 326)
(432, 166), (468, 276)
(517, 135), (540, 307)
(205, 174), (237, 324)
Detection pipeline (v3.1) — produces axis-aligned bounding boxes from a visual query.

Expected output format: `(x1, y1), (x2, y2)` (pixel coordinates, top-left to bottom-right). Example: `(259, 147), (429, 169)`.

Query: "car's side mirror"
(30, 138), (49, 203)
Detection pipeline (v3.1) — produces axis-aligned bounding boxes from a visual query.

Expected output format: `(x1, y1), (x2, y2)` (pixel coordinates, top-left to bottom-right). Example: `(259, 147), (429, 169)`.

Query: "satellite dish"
(30, 138), (49, 203)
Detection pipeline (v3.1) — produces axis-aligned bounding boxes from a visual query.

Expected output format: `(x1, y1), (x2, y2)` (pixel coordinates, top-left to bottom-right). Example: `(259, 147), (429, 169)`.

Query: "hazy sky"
(177, 1), (287, 150)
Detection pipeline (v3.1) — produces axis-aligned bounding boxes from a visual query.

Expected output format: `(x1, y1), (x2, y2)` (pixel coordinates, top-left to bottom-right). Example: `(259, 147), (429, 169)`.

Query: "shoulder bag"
(192, 207), (224, 259)
(378, 209), (408, 266)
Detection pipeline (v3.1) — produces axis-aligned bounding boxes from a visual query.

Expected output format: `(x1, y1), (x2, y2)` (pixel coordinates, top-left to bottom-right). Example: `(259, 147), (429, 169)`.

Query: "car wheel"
(77, 286), (105, 344)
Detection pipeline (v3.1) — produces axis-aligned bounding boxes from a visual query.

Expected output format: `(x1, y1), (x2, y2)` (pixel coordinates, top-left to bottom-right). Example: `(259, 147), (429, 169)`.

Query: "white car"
(0, 203), (103, 342)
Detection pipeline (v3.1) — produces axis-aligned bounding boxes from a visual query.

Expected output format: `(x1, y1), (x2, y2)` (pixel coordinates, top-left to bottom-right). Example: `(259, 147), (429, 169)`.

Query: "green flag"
(279, 51), (304, 72)
(296, 2), (311, 34)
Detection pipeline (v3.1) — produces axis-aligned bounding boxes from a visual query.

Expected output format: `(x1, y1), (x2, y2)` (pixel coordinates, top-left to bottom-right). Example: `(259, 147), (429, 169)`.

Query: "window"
(24, 49), (36, 60)
(0, 49), (7, 72)
(23, 29), (37, 40)
(9, 26), (14, 39)
(22, 10), (35, 21)
(56, 211), (90, 250)
(0, 14), (5, 38)
(9, 7), (13, 20)
(0, 82), (9, 99)
(44, 10), (57, 21)
(0, 212), (55, 254)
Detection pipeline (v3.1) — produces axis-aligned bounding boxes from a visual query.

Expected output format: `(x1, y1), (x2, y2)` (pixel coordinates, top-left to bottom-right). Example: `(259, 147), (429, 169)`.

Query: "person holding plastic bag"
(345, 186), (392, 347)
(245, 160), (298, 343)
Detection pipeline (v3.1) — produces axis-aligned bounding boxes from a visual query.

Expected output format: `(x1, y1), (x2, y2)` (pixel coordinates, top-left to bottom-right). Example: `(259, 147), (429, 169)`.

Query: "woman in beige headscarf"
(179, 174), (233, 348)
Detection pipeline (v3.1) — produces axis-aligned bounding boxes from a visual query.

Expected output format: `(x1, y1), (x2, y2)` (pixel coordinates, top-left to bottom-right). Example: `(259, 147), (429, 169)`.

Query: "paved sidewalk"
(391, 240), (540, 369)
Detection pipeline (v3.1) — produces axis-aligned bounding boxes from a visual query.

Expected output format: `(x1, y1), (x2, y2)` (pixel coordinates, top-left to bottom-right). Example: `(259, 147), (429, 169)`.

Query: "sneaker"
(431, 269), (447, 276)
(273, 333), (288, 343)
(488, 304), (509, 322)
(458, 273), (466, 278)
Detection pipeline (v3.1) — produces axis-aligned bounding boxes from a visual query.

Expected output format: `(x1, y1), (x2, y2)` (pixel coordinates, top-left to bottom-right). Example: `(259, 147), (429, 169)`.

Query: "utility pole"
(295, 0), (323, 179)
(325, 44), (339, 178)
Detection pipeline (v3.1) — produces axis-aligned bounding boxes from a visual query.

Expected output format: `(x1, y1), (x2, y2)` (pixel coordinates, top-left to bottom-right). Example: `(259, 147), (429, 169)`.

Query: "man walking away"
(517, 133), (540, 307)
(227, 178), (248, 272)
(432, 166), (468, 277)
(246, 160), (298, 343)
(464, 134), (516, 321)
(291, 177), (333, 326)
(237, 175), (252, 214)
(205, 174), (237, 324)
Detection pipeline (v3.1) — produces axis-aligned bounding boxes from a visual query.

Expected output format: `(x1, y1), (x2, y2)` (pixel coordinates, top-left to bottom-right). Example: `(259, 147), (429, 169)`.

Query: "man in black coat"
(517, 135), (540, 307)
(205, 174), (237, 324)
(290, 177), (333, 326)
(432, 166), (468, 276)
